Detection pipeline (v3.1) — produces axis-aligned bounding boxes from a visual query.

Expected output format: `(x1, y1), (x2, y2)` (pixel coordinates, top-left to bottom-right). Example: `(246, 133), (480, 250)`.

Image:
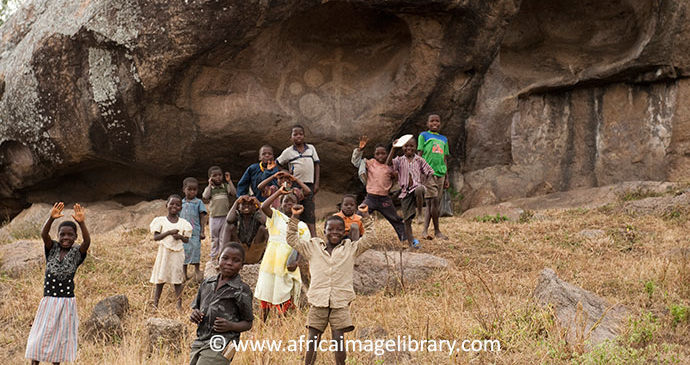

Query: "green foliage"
(627, 312), (658, 348)
(0, 0), (23, 26)
(669, 304), (689, 327)
(617, 188), (665, 202)
(474, 214), (509, 223)
(644, 280), (656, 301)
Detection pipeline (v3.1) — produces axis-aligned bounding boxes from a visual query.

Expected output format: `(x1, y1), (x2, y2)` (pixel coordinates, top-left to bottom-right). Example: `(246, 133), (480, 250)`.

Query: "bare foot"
(435, 232), (449, 240)
(415, 215), (423, 225)
(421, 231), (433, 240)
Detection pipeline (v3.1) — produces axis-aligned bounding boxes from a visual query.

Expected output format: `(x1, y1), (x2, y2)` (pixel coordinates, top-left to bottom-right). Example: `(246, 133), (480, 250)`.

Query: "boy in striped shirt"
(388, 138), (434, 248)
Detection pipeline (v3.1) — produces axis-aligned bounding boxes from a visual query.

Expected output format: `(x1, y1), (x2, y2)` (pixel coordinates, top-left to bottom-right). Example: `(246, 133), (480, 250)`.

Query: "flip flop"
(410, 239), (421, 249)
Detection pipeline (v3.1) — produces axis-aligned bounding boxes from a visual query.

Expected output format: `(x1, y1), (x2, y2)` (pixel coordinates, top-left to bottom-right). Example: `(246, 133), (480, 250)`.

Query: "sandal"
(410, 239), (421, 249)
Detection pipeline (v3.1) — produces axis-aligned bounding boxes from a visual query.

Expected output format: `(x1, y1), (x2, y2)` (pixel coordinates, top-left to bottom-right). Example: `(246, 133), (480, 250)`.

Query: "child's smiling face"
(403, 139), (417, 157)
(341, 197), (356, 216)
(324, 219), (346, 245)
(239, 199), (257, 215)
(183, 182), (198, 200)
(219, 247), (243, 278)
(58, 226), (77, 249)
(374, 146), (388, 164)
(167, 197), (182, 215)
(427, 115), (441, 132)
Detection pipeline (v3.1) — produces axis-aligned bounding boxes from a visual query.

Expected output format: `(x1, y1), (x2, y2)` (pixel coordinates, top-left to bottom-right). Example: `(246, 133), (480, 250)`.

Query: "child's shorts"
(299, 184), (316, 224)
(307, 305), (354, 333)
(424, 175), (445, 198)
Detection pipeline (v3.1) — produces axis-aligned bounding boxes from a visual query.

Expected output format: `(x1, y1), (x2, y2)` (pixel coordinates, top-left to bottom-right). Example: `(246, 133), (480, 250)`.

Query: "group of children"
(26, 115), (451, 365)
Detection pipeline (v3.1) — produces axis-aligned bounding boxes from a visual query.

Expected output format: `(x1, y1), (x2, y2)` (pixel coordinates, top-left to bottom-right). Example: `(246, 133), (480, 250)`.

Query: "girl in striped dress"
(26, 202), (91, 364)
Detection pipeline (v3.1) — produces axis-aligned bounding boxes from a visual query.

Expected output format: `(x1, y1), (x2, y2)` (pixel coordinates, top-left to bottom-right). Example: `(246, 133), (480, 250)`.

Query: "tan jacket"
(286, 216), (375, 308)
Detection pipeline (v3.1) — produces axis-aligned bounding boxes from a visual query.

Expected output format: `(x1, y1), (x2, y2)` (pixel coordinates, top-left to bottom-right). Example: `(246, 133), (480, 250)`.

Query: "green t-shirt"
(418, 131), (449, 176)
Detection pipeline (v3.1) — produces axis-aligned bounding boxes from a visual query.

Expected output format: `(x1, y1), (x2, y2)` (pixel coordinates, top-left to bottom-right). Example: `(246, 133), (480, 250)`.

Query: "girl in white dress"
(150, 194), (192, 309)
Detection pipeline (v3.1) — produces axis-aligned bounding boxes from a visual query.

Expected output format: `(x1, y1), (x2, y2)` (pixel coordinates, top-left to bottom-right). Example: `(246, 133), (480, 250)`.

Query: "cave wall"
(2, 0), (690, 215)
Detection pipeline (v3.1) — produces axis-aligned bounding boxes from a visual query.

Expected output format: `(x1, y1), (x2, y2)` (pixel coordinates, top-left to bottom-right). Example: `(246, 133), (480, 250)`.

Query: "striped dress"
(25, 242), (86, 362)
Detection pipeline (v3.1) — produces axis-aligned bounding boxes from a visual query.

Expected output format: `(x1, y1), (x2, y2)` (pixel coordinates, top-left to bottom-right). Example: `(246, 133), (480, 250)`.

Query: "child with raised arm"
(150, 194), (193, 310)
(26, 202), (90, 365)
(189, 242), (253, 365)
(388, 137), (435, 248)
(236, 145), (280, 201)
(334, 194), (365, 241)
(223, 195), (268, 264)
(418, 114), (450, 240)
(254, 185), (311, 321)
(181, 177), (208, 282)
(202, 166), (237, 260)
(276, 125), (320, 237)
(351, 135), (406, 243)
(257, 170), (310, 209)
(287, 202), (373, 365)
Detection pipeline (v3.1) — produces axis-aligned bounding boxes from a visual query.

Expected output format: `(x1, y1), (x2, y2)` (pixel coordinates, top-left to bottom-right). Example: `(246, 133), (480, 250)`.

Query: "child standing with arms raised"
(288, 203), (373, 365)
(181, 177), (208, 282)
(202, 166), (236, 261)
(26, 202), (90, 365)
(418, 114), (450, 240)
(277, 125), (320, 237)
(351, 135), (406, 243)
(254, 186), (311, 321)
(150, 195), (193, 310)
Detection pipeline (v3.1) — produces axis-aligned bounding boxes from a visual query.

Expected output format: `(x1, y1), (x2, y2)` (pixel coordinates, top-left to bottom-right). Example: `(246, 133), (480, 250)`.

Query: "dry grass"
(1, 204), (690, 364)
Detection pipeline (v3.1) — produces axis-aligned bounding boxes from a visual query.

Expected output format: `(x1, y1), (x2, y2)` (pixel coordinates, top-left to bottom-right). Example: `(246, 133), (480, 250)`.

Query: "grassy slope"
(1, 202), (689, 364)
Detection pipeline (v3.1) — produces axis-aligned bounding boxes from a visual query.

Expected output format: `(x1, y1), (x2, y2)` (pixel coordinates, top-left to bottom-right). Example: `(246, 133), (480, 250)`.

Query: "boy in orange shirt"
(334, 194), (364, 241)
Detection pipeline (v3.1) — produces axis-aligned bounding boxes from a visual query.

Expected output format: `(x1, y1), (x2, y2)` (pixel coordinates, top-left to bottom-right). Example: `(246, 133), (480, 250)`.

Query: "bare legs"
(305, 328), (346, 365)
(421, 195), (447, 240)
(152, 283), (183, 310)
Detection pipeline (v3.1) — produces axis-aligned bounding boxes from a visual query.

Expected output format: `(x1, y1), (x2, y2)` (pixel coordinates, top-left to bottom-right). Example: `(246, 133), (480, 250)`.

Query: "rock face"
(2, 0), (690, 216)
(353, 250), (449, 295)
(83, 294), (130, 340)
(146, 317), (187, 354)
(0, 240), (43, 277)
(0, 200), (166, 242)
(0, 0), (519, 215)
(534, 268), (628, 349)
(462, 0), (690, 209)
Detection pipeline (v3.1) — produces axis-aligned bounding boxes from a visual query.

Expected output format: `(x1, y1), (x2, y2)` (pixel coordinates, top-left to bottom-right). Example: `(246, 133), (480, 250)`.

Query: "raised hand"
(280, 182), (292, 194)
(358, 135), (369, 150)
(224, 172), (231, 182)
(292, 204), (304, 217)
(208, 177), (215, 187)
(50, 202), (64, 219)
(72, 203), (86, 223)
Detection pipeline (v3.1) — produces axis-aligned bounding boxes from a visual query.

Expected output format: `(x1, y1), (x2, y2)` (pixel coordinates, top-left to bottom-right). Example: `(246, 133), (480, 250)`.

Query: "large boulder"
(0, 200), (166, 242)
(0, 240), (43, 277)
(353, 250), (449, 295)
(83, 294), (130, 340)
(533, 268), (629, 349)
(146, 317), (187, 354)
(462, 0), (690, 208)
(0, 0), (520, 216)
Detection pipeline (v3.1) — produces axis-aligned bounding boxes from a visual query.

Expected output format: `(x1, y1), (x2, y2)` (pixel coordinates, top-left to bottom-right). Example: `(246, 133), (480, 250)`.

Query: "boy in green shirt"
(417, 114), (450, 240)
